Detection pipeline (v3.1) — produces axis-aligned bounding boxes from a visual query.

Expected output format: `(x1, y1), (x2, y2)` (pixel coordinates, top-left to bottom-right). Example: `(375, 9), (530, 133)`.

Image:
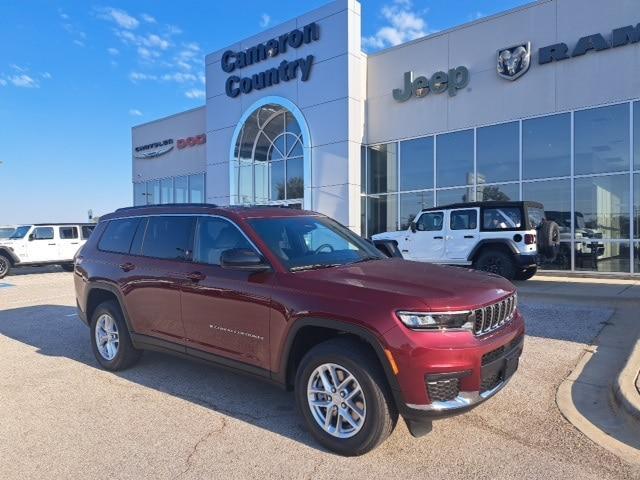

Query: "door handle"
(187, 271), (206, 282)
(119, 262), (135, 272)
(48, 243), (56, 246)
(464, 235), (475, 239)
(433, 236), (444, 239)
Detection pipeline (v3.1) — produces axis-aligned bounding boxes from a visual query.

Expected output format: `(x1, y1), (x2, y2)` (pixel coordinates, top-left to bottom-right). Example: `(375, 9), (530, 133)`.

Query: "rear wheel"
(516, 266), (537, 281)
(474, 249), (517, 280)
(295, 338), (398, 456)
(0, 255), (11, 279)
(90, 300), (141, 371)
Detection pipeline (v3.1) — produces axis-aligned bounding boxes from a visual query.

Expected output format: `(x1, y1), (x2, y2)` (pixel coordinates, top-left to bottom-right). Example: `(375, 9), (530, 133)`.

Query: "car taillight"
(524, 234), (536, 245)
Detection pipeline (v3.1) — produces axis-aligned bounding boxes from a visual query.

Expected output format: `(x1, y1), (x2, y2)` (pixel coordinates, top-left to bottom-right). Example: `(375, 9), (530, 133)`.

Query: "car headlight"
(396, 311), (475, 331)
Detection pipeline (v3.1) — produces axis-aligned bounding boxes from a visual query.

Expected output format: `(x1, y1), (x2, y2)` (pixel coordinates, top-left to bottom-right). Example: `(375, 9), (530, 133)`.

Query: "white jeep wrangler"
(371, 201), (559, 281)
(0, 223), (95, 279)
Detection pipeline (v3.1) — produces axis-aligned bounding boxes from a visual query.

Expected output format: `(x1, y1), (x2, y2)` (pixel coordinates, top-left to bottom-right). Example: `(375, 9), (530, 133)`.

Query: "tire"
(474, 249), (517, 280)
(538, 220), (560, 260)
(0, 254), (11, 279)
(60, 263), (75, 272)
(295, 337), (398, 456)
(515, 266), (537, 281)
(90, 300), (141, 371)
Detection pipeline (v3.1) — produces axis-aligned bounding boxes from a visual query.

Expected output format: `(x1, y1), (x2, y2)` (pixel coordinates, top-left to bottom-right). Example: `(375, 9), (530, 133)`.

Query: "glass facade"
(362, 100), (640, 274)
(133, 173), (205, 206)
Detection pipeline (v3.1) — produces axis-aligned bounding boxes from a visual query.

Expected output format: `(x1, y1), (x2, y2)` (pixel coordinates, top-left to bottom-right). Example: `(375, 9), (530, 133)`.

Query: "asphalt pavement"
(0, 271), (638, 479)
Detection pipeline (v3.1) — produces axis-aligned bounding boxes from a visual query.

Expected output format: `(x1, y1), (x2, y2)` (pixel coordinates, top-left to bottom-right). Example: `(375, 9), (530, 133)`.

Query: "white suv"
(0, 223), (95, 279)
(371, 201), (559, 280)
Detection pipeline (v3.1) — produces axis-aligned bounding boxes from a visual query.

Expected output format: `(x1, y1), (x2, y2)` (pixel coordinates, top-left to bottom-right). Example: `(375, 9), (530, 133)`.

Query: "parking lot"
(1, 271), (638, 479)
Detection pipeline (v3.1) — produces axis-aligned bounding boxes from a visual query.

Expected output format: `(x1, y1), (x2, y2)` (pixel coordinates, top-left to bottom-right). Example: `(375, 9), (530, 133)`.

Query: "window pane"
(142, 216), (194, 260)
(575, 104), (630, 175)
(477, 183), (519, 202)
(400, 190), (433, 230)
(482, 207), (522, 230)
(361, 146), (366, 194)
(635, 173), (640, 239)
(194, 217), (252, 265)
(477, 122), (518, 183)
(416, 212), (443, 231)
(634, 242), (640, 274)
(99, 219), (140, 254)
(367, 143), (398, 194)
(270, 160), (285, 201)
(189, 174), (205, 203)
(436, 187), (474, 206)
(400, 136), (433, 191)
(366, 194), (398, 235)
(130, 218), (148, 256)
(255, 162), (269, 204)
(450, 210), (477, 230)
(523, 179), (571, 237)
(133, 183), (146, 206)
(33, 227), (54, 240)
(236, 165), (253, 204)
(523, 113), (571, 180)
(81, 225), (95, 239)
(574, 174), (630, 240)
(160, 178), (173, 204)
(436, 129), (473, 188)
(175, 176), (188, 203)
(146, 180), (160, 205)
(635, 102), (640, 170)
(575, 241), (630, 273)
(542, 242), (572, 271)
(59, 227), (78, 239)
(286, 157), (304, 199)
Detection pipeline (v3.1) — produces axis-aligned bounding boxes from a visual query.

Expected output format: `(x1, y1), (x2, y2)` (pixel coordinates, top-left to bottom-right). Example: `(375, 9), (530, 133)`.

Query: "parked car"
(0, 223), (96, 278)
(0, 226), (16, 239)
(74, 204), (524, 456)
(371, 201), (560, 280)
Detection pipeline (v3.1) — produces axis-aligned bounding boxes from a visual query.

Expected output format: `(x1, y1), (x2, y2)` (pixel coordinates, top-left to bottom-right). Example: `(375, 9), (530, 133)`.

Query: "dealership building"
(132, 0), (640, 274)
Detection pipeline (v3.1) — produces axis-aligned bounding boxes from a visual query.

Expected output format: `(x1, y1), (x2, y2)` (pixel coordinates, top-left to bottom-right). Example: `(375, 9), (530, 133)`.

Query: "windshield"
(9, 225), (31, 239)
(248, 216), (383, 271)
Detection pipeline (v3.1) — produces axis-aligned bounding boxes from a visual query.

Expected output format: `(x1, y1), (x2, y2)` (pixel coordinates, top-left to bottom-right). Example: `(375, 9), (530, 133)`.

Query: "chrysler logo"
(497, 42), (531, 81)
(133, 139), (174, 159)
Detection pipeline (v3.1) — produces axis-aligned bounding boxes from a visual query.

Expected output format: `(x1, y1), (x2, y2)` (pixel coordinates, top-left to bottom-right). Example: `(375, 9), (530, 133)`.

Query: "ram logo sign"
(497, 43), (531, 81)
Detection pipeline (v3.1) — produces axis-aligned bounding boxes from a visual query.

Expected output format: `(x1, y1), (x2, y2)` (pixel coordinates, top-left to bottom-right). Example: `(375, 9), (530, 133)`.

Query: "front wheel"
(0, 255), (11, 279)
(295, 338), (398, 456)
(60, 263), (75, 272)
(90, 300), (141, 371)
(474, 249), (517, 280)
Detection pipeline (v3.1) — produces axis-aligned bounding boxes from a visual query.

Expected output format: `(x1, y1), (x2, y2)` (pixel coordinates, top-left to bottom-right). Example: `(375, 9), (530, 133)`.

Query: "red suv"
(74, 204), (524, 456)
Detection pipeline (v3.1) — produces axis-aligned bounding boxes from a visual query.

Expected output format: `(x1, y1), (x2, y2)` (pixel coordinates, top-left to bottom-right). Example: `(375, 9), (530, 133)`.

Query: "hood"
(371, 230), (406, 242)
(295, 258), (515, 311)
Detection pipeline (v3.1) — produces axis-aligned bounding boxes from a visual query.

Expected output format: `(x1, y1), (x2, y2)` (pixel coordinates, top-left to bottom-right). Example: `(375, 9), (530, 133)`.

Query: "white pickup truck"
(371, 201), (559, 280)
(0, 223), (95, 278)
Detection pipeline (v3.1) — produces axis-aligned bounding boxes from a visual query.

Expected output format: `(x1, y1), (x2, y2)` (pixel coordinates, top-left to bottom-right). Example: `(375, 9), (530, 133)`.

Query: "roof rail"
(114, 203), (219, 213)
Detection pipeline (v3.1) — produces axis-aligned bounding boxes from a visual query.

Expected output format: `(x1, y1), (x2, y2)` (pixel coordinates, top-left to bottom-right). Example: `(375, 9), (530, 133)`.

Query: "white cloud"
(0, 78), (6, 86)
(9, 74), (39, 88)
(74, 39), (85, 47)
(141, 13), (156, 24)
(60, 12), (69, 20)
(41, 72), (52, 79)
(129, 108), (143, 116)
(260, 13), (271, 28)
(100, 7), (139, 30)
(129, 71), (157, 82)
(162, 72), (197, 83)
(185, 88), (205, 99)
(144, 34), (170, 49)
(107, 47), (119, 56)
(362, 0), (428, 51)
(10, 64), (26, 72)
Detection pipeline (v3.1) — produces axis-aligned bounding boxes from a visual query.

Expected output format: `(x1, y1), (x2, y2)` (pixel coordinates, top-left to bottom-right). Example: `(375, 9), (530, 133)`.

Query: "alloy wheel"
(307, 363), (366, 439)
(95, 313), (119, 361)
(0, 257), (8, 277)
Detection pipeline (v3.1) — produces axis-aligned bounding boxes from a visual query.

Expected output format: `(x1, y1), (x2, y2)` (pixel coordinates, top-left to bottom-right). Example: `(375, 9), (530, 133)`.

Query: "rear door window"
(98, 218), (140, 254)
(59, 227), (78, 239)
(450, 210), (478, 230)
(81, 225), (95, 239)
(482, 207), (523, 231)
(142, 216), (195, 261)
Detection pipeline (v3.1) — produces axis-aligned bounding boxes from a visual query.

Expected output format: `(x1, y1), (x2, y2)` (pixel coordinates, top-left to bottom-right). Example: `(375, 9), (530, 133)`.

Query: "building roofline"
(132, 105), (205, 130)
(366, 0), (550, 58)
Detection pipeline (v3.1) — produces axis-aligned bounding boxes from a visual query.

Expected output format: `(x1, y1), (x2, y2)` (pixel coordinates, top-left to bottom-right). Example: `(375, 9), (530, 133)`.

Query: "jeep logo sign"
(392, 66), (470, 102)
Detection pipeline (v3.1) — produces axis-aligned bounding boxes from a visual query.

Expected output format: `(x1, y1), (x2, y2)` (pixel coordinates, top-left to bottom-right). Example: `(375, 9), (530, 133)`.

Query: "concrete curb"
(612, 339), (640, 422)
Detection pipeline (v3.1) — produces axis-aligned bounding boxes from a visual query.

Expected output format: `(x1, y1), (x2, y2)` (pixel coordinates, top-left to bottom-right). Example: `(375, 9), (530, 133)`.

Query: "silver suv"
(371, 201), (559, 280)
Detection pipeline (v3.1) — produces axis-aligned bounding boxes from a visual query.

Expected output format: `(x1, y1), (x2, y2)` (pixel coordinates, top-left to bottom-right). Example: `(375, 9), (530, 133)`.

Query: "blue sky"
(0, 0), (530, 224)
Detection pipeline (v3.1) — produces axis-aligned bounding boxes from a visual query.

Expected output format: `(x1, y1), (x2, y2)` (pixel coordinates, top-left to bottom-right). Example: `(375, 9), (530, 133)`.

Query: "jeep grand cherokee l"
(74, 204), (524, 456)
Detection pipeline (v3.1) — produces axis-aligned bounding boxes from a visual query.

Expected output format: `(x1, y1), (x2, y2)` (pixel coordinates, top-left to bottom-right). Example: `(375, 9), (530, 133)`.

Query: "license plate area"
(480, 339), (523, 392)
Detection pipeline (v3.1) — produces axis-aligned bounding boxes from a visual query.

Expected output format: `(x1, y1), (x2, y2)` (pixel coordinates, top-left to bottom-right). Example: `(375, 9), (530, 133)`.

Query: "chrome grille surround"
(472, 293), (517, 336)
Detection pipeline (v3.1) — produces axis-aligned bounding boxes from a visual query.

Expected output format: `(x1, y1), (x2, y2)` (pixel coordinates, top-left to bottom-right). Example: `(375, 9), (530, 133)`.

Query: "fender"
(84, 280), (136, 334)
(0, 247), (20, 264)
(275, 317), (403, 397)
(467, 239), (519, 262)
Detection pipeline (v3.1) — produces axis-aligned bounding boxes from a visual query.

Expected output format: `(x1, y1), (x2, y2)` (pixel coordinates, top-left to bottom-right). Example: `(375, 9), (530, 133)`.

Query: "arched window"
(232, 103), (305, 205)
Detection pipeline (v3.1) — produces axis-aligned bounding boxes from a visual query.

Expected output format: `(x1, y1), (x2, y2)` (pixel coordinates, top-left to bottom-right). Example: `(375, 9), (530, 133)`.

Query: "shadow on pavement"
(0, 304), (321, 451)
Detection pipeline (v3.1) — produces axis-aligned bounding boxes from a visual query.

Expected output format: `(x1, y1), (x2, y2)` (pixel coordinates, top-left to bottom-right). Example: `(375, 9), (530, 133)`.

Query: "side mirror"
(410, 221), (417, 233)
(28, 233), (35, 241)
(220, 248), (270, 272)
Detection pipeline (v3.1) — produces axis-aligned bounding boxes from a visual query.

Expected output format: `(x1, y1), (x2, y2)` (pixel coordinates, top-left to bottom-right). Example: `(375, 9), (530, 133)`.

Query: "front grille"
(481, 334), (524, 366)
(480, 370), (502, 393)
(426, 377), (460, 402)
(472, 293), (517, 336)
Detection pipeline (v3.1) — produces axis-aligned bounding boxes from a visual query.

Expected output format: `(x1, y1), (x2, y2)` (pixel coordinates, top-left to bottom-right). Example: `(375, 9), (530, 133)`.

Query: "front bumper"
(515, 253), (538, 268)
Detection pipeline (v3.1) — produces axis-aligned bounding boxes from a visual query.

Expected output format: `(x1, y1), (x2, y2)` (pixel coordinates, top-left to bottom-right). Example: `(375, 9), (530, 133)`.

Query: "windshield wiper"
(346, 255), (381, 265)
(290, 263), (343, 272)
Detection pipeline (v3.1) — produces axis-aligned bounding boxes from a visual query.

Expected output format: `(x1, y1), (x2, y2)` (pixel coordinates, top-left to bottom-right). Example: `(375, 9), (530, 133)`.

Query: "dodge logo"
(497, 42), (531, 81)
